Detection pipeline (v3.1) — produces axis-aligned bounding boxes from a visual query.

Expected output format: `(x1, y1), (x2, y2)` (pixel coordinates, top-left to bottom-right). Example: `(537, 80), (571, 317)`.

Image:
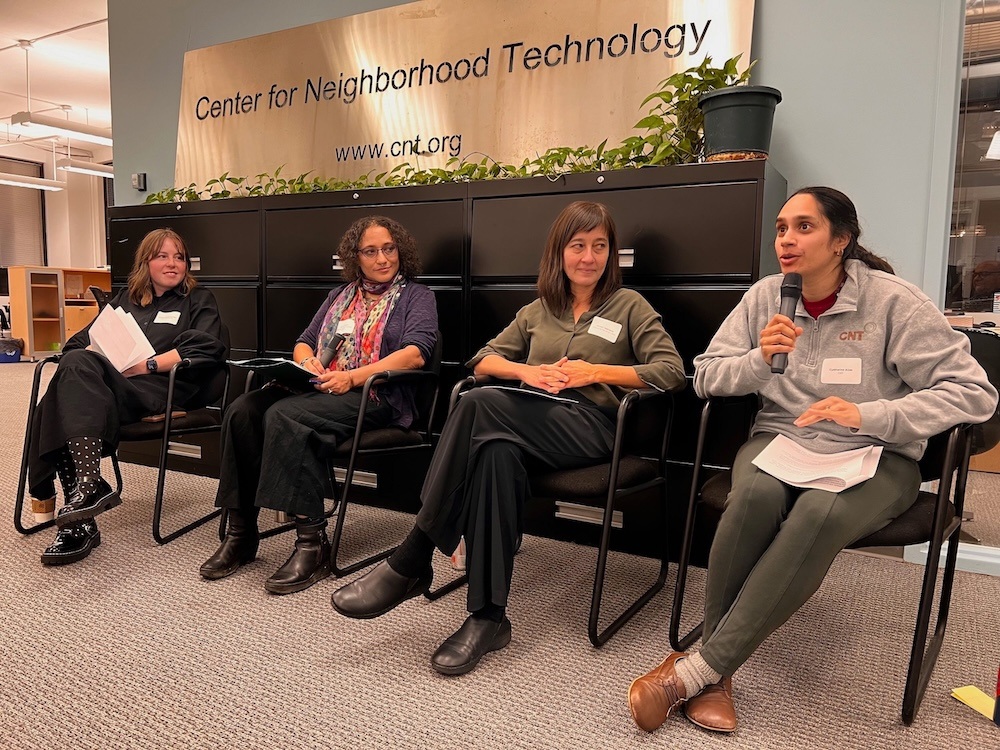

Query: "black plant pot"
(699, 85), (782, 161)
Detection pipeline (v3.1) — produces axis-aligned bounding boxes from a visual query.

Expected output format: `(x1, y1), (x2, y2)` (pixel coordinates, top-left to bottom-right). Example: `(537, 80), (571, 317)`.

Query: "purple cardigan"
(296, 280), (438, 428)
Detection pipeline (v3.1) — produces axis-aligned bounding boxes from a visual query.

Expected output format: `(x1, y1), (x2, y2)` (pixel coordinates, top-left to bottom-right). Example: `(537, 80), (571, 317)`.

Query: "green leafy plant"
(145, 55), (752, 204)
(621, 55), (753, 168)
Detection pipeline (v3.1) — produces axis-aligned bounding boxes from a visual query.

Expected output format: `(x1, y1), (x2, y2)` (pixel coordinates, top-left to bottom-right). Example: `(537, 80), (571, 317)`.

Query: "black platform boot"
(199, 507), (260, 580)
(264, 518), (331, 595)
(41, 519), (101, 566)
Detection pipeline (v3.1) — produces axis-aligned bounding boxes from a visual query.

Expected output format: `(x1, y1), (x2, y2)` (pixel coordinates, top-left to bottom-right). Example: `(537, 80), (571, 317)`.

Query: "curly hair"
(127, 228), (197, 306)
(336, 215), (422, 282)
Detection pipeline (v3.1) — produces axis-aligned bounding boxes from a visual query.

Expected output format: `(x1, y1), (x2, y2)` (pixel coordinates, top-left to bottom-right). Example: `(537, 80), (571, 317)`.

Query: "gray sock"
(674, 652), (722, 698)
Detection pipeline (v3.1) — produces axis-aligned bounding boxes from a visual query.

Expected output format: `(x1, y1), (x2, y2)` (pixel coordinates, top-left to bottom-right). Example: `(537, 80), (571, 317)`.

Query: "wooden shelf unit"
(8, 266), (111, 360)
(62, 267), (112, 340)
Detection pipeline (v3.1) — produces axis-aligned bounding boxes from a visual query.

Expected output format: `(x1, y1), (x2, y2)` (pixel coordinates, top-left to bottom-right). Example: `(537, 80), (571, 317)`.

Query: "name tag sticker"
(587, 316), (622, 344)
(336, 319), (355, 335)
(153, 311), (181, 325)
(821, 358), (862, 385)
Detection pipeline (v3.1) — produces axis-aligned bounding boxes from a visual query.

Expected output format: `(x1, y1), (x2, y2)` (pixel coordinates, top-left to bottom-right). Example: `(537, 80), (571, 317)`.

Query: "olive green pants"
(699, 432), (920, 676)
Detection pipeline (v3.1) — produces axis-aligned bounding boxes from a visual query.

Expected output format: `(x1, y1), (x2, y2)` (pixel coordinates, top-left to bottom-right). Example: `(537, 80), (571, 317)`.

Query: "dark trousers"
(700, 432), (921, 675)
(27, 348), (186, 498)
(415, 388), (615, 612)
(214, 386), (392, 518)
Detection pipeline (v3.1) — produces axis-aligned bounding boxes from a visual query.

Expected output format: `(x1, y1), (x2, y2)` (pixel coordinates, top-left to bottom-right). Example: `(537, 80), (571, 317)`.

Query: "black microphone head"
(780, 272), (802, 296)
(318, 333), (346, 368)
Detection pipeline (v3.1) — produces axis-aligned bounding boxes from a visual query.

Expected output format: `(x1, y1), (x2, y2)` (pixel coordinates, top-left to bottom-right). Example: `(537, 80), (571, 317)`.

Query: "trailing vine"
(145, 55), (752, 204)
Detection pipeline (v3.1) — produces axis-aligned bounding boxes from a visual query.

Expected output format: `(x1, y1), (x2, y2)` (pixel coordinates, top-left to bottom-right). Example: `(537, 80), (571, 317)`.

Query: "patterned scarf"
(318, 274), (405, 396)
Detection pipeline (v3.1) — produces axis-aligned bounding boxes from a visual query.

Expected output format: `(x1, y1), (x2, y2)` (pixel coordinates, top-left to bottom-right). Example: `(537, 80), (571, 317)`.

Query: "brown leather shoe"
(627, 651), (688, 732)
(684, 676), (737, 733)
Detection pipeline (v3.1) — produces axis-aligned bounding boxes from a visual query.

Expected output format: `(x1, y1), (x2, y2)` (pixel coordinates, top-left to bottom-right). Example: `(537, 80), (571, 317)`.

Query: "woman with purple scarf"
(199, 216), (438, 595)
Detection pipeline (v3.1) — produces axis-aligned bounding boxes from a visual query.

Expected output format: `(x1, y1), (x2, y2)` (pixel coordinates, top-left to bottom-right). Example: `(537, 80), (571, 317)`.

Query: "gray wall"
(108, 0), (963, 300)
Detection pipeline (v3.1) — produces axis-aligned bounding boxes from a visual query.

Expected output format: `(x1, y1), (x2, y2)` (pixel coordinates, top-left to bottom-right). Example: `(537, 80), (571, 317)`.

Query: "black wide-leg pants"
(27, 349), (190, 498)
(415, 388), (616, 612)
(214, 386), (392, 518)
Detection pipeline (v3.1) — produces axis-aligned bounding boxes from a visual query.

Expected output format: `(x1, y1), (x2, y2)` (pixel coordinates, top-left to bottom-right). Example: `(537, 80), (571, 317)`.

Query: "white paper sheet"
(751, 434), (883, 492)
(88, 306), (156, 372)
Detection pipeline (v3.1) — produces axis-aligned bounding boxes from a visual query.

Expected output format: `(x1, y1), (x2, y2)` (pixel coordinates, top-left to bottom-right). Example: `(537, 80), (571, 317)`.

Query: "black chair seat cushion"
(530, 456), (658, 499)
(334, 427), (423, 454)
(698, 473), (954, 549)
(120, 408), (222, 441)
(851, 492), (955, 548)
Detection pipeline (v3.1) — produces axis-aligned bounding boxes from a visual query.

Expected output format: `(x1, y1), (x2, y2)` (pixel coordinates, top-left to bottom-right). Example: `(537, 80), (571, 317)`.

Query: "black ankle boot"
(41, 519), (101, 566)
(199, 508), (260, 581)
(264, 518), (331, 595)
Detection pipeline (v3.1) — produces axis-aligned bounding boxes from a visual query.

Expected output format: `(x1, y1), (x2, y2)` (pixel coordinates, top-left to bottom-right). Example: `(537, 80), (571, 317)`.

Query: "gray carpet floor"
(1, 360), (999, 749)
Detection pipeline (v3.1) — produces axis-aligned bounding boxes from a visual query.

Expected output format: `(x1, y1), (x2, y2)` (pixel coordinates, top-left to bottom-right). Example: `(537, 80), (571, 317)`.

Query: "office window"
(0, 156), (46, 267)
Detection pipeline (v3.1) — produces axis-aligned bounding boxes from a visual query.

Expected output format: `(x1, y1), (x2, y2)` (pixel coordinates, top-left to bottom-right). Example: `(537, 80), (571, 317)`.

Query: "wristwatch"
(146, 357), (158, 372)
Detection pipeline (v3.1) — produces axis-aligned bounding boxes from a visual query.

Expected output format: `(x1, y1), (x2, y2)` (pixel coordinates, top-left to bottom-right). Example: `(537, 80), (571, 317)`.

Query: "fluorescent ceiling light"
(0, 172), (65, 191)
(57, 158), (113, 178)
(9, 111), (112, 147)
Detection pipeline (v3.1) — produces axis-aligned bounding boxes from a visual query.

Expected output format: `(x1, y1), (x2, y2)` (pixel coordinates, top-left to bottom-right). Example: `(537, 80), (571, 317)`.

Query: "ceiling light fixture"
(56, 158), (113, 178)
(4, 39), (113, 148)
(9, 111), (112, 147)
(0, 172), (65, 191)
(0, 137), (66, 191)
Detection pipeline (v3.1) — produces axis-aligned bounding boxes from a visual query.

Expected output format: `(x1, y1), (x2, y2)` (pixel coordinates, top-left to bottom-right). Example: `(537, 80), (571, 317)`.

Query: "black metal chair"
(88, 286), (111, 310)
(669, 326), (1000, 725)
(14, 328), (232, 545)
(251, 334), (462, 594)
(449, 376), (675, 647)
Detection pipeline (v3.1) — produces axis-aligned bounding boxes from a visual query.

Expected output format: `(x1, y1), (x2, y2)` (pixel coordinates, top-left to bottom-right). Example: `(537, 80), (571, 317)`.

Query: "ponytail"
(792, 186), (895, 275)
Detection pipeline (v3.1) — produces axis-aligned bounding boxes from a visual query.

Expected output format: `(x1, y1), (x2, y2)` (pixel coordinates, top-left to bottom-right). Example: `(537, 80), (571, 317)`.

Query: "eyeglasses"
(358, 243), (398, 259)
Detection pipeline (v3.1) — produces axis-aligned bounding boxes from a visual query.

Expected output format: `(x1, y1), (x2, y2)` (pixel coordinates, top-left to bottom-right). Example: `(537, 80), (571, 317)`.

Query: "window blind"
(0, 156), (46, 267)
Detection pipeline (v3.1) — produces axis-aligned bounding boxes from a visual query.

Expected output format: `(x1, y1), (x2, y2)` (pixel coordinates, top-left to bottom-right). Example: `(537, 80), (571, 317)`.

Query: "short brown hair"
(336, 215), (422, 282)
(537, 201), (621, 315)
(127, 228), (197, 306)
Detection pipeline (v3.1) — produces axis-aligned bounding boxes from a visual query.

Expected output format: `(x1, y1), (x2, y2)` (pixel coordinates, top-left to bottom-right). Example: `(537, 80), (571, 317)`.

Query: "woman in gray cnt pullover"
(628, 186), (998, 735)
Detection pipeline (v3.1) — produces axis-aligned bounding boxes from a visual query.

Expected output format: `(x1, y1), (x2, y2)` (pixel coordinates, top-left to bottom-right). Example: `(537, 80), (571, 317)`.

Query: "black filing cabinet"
(108, 161), (786, 555)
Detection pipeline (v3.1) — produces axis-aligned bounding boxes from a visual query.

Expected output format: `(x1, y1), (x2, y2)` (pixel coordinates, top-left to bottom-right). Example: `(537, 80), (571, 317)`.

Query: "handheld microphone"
(770, 272), (802, 375)
(318, 333), (346, 369)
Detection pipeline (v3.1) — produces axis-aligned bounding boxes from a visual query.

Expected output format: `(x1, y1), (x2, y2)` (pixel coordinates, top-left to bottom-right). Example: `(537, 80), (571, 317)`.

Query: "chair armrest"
(613, 389), (674, 465)
(364, 368), (438, 387)
(616, 387), (668, 412)
(172, 356), (225, 371)
(27, 354), (63, 406)
(164, 358), (230, 417)
(355, 367), (439, 419)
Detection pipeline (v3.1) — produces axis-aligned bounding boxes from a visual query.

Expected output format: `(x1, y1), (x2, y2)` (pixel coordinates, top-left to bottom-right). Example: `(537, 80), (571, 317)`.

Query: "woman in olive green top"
(332, 201), (686, 675)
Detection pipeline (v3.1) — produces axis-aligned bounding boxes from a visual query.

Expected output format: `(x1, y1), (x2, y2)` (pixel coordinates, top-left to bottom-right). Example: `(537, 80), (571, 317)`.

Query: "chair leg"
(111, 452), (124, 496)
(149, 434), (223, 545)
(669, 402), (714, 652)
(588, 479), (669, 648)
(14, 359), (57, 536)
(424, 572), (468, 601)
(900, 433), (969, 725)
(324, 455), (466, 598)
(900, 517), (961, 724)
(327, 454), (397, 577)
(669, 498), (705, 652)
